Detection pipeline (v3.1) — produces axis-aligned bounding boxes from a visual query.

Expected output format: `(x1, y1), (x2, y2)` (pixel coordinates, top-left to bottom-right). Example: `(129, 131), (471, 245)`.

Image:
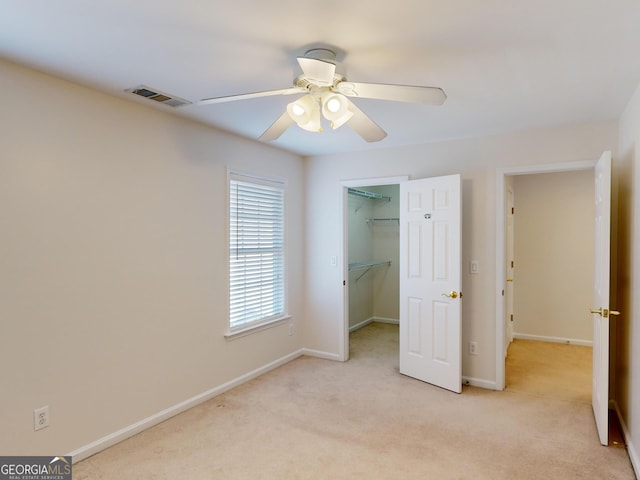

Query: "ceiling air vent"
(125, 85), (191, 108)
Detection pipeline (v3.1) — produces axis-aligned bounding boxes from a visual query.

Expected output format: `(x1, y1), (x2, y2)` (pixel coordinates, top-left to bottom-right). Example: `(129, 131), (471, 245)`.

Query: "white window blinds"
(229, 174), (285, 330)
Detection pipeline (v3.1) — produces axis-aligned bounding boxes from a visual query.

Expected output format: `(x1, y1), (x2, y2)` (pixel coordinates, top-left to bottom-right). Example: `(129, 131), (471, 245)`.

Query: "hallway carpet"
(74, 323), (635, 479)
(505, 338), (592, 402)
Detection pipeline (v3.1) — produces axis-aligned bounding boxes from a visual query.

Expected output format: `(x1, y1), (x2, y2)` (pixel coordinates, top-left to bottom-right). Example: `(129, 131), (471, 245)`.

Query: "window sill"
(224, 315), (291, 341)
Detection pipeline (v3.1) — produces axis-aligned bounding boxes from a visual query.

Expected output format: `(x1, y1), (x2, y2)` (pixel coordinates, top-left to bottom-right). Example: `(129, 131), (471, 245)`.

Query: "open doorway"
(339, 176), (407, 362)
(504, 169), (594, 401)
(495, 159), (597, 389)
(346, 183), (400, 359)
(340, 174), (463, 394)
(347, 184), (399, 331)
(498, 153), (614, 445)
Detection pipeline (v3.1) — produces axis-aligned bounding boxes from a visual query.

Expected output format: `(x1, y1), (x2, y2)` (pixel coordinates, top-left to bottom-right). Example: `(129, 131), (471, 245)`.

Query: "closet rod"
(366, 218), (399, 223)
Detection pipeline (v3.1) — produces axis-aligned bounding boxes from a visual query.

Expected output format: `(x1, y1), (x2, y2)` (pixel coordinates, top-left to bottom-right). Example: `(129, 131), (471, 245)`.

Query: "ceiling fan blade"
(296, 57), (336, 87)
(336, 82), (446, 105)
(259, 111), (295, 142)
(345, 100), (387, 143)
(199, 87), (303, 105)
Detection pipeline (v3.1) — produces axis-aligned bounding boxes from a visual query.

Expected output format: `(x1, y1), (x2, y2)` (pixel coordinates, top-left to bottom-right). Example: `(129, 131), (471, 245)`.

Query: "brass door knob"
(590, 308), (621, 318)
(442, 291), (458, 299)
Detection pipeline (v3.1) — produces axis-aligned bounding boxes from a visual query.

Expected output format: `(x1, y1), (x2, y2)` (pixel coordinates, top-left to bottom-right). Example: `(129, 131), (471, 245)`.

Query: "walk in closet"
(347, 185), (400, 331)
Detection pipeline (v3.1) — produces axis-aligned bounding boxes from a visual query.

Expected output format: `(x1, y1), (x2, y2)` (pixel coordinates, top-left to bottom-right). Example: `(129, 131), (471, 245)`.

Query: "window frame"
(225, 170), (289, 339)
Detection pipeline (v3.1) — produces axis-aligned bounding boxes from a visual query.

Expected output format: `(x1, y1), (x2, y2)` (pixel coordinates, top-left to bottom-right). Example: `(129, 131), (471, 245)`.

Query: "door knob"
(590, 308), (620, 318)
(442, 291), (458, 299)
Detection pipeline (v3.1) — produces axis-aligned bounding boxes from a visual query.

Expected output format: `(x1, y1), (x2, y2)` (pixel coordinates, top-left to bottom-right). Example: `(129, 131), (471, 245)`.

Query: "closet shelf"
(348, 260), (391, 282)
(349, 260), (391, 270)
(348, 188), (391, 202)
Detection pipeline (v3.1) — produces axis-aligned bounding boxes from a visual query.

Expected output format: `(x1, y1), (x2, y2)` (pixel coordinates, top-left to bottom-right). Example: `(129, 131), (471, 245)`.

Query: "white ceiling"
(2, 0), (640, 156)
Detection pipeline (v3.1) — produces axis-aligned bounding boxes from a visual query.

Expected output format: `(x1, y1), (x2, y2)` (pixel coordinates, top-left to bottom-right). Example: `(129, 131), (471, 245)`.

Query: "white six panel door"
(399, 174), (462, 393)
(592, 151), (612, 446)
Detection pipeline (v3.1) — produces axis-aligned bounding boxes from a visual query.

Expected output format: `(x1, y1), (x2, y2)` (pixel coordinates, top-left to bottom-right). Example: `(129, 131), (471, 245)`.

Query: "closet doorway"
(339, 176), (407, 362)
(347, 184), (400, 338)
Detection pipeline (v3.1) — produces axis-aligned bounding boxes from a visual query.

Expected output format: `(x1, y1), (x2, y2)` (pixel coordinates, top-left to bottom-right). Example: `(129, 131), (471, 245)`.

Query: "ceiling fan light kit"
(199, 47), (446, 143)
(321, 93), (353, 129)
(286, 94), (322, 133)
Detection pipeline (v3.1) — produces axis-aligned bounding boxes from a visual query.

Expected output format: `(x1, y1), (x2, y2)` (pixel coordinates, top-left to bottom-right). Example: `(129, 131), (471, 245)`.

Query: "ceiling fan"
(199, 48), (447, 143)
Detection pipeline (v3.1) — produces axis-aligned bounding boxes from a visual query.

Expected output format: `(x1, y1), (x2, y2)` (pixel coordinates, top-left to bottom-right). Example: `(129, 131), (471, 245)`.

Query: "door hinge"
(510, 314), (514, 321)
(511, 260), (515, 268)
(511, 207), (515, 214)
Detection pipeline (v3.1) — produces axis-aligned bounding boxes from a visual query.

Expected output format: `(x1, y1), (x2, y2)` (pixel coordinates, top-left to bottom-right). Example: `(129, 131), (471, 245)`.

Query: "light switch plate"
(470, 260), (479, 274)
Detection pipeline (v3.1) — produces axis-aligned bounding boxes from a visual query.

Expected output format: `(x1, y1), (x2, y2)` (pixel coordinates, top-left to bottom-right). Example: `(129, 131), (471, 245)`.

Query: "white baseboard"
(349, 317), (374, 332)
(611, 400), (640, 479)
(301, 348), (342, 361)
(372, 317), (399, 325)
(64, 338), (504, 463)
(349, 317), (399, 332)
(513, 332), (593, 347)
(462, 376), (498, 390)
(67, 349), (304, 463)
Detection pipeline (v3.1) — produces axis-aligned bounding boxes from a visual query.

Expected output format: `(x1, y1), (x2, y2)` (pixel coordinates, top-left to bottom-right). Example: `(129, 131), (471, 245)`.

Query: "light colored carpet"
(75, 323), (635, 479)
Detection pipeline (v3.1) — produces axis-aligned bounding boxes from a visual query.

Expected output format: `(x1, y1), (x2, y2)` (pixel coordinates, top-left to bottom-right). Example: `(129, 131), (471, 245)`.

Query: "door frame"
(339, 175), (409, 362)
(505, 182), (515, 352)
(494, 159), (597, 390)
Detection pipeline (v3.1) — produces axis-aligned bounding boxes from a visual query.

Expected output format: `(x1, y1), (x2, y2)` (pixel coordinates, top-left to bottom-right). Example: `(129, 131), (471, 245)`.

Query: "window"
(228, 172), (286, 332)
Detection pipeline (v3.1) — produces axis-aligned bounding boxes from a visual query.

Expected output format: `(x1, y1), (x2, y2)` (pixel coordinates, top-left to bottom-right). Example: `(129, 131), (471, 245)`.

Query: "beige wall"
(0, 59), (305, 457)
(348, 191), (375, 327)
(371, 185), (400, 322)
(512, 170), (594, 344)
(617, 82), (640, 476)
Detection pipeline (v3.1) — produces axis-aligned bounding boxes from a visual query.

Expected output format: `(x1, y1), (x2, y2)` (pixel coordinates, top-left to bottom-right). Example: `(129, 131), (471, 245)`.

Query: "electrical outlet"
(288, 323), (294, 336)
(34, 406), (49, 431)
(469, 342), (479, 356)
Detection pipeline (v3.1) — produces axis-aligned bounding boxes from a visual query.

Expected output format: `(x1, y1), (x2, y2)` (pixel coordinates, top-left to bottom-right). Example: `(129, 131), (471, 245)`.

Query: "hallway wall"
(616, 81), (640, 477)
(512, 170), (595, 344)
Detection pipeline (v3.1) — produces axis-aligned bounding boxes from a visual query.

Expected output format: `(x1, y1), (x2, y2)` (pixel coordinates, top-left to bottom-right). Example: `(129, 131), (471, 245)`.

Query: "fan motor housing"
(294, 73), (345, 91)
(303, 48), (337, 63)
